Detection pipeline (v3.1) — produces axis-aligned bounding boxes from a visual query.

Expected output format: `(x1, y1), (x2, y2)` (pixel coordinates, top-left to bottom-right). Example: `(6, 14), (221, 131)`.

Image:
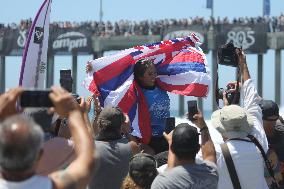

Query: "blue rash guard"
(142, 87), (170, 137)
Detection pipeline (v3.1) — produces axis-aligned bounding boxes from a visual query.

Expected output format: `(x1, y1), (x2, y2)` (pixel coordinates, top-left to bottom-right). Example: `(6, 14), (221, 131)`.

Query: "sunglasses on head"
(263, 116), (279, 121)
(130, 153), (158, 168)
(138, 59), (153, 65)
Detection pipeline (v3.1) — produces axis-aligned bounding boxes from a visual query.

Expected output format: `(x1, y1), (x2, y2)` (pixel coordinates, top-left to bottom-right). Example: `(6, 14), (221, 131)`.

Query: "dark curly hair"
(133, 58), (155, 85)
(121, 175), (142, 189)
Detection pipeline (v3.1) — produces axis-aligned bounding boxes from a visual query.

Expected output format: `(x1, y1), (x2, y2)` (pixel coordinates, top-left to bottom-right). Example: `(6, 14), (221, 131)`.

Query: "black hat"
(171, 123), (200, 152)
(154, 151), (168, 167)
(129, 153), (158, 187)
(259, 100), (279, 120)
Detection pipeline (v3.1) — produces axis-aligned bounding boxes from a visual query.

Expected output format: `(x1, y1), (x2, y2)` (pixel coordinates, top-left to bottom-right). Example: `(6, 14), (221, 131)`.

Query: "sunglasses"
(263, 116), (279, 121)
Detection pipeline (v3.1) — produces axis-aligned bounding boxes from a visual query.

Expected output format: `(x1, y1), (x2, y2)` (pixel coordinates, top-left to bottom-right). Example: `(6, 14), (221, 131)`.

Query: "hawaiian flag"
(84, 34), (211, 144)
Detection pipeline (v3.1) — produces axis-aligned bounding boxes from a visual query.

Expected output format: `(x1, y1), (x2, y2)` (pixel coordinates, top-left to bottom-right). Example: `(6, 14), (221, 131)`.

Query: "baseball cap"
(211, 105), (254, 139)
(97, 107), (125, 129)
(129, 153), (158, 187)
(259, 100), (279, 121)
(154, 151), (168, 167)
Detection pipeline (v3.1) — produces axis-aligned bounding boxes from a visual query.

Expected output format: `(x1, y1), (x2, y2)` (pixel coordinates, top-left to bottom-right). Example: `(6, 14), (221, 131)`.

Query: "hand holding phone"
(49, 86), (80, 117)
(0, 87), (23, 120)
(187, 100), (198, 121)
(165, 117), (175, 134)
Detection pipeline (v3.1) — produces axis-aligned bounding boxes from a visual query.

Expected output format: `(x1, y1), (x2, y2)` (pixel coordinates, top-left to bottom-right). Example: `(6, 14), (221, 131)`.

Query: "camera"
(217, 42), (239, 67)
(217, 85), (240, 105)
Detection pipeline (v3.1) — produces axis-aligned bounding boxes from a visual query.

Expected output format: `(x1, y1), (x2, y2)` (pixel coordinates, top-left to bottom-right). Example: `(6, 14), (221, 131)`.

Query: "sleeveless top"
(142, 87), (170, 137)
(0, 175), (52, 189)
(88, 137), (132, 189)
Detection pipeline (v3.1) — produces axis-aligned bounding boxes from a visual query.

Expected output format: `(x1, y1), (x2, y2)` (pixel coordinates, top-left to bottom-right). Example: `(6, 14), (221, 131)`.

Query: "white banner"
(19, 0), (52, 89)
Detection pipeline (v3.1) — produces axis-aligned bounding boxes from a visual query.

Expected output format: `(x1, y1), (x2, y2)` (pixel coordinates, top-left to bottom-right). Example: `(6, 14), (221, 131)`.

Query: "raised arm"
(193, 111), (216, 163)
(48, 86), (95, 189)
(236, 49), (261, 112)
(89, 94), (101, 136)
(79, 96), (95, 139)
(236, 49), (268, 152)
(236, 49), (250, 82)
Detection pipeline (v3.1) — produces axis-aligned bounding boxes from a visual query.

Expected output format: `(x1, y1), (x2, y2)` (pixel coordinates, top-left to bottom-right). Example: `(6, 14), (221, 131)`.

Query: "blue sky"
(1, 0), (284, 23)
(1, 0), (284, 112)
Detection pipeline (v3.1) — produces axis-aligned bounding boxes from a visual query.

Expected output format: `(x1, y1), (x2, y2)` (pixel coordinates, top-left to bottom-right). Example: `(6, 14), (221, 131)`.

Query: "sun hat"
(211, 105), (254, 139)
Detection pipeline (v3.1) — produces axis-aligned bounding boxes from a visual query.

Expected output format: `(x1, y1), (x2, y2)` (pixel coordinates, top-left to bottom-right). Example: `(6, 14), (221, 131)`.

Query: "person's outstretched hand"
(86, 62), (93, 73)
(78, 97), (89, 113)
(121, 114), (131, 134)
(0, 87), (23, 120)
(92, 93), (102, 117)
(84, 96), (93, 113)
(163, 130), (173, 146)
(236, 48), (246, 70)
(192, 110), (207, 129)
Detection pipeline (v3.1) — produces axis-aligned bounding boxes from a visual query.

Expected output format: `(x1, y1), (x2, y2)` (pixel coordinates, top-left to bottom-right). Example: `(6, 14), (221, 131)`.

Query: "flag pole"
(211, 1), (213, 18)
(99, 0), (103, 23)
(263, 0), (265, 16)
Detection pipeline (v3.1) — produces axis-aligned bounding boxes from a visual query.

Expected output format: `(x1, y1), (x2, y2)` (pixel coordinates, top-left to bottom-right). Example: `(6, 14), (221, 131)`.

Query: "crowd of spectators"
(1, 43), (284, 189)
(0, 14), (284, 38)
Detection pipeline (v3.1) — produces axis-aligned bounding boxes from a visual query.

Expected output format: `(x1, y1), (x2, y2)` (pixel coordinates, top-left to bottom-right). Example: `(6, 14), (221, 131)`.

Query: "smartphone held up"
(165, 117), (175, 134)
(19, 69), (80, 108)
(187, 100), (198, 121)
(20, 89), (53, 108)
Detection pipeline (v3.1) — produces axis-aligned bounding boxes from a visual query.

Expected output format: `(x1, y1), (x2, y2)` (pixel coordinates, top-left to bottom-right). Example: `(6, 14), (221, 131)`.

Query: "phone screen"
(60, 69), (72, 93)
(20, 90), (53, 107)
(165, 117), (175, 134)
(187, 100), (198, 121)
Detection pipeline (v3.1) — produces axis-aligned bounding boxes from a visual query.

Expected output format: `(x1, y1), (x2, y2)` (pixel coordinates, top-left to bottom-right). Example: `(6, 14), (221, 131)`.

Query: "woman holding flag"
(84, 34), (211, 154)
(86, 57), (170, 154)
(132, 58), (170, 154)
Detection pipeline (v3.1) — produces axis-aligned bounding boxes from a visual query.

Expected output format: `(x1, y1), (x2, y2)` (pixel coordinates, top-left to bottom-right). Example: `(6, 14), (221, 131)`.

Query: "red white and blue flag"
(84, 34), (211, 143)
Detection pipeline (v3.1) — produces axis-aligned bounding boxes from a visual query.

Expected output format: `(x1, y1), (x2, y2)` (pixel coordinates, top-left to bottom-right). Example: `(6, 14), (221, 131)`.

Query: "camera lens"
(218, 88), (225, 99)
(227, 91), (240, 105)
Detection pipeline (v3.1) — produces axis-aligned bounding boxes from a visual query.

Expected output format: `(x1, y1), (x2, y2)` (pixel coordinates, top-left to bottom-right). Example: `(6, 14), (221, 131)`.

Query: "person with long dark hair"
(132, 58), (170, 154)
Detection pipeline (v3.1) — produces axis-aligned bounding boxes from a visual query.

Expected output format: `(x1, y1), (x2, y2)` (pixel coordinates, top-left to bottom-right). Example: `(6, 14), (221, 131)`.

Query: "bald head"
(0, 115), (44, 172)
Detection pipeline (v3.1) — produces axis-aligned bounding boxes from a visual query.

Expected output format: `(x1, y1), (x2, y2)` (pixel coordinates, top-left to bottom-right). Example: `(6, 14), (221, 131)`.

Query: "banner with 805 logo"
(215, 24), (268, 54)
